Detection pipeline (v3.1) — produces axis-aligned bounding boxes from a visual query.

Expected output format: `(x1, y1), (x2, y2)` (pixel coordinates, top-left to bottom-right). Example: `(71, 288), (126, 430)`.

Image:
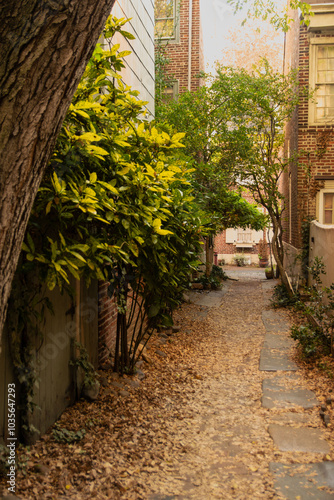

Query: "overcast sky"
(200, 0), (247, 71)
(200, 0), (286, 72)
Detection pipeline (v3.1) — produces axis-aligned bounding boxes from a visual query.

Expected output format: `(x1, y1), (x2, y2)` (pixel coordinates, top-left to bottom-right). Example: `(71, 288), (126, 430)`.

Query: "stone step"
(270, 462), (334, 499)
(262, 375), (318, 409)
(268, 424), (330, 454)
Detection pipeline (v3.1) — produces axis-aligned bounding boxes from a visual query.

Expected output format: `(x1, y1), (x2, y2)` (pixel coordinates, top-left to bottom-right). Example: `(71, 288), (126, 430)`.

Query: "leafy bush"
(291, 324), (330, 359)
(234, 254), (247, 266)
(211, 264), (227, 281)
(271, 283), (299, 308)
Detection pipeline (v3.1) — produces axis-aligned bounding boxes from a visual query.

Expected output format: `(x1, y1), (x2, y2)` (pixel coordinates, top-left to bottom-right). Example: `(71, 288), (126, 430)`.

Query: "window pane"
(155, 0), (174, 19)
(324, 194), (334, 224)
(318, 59), (327, 71)
(318, 46), (327, 57)
(324, 193), (333, 210)
(317, 71), (327, 82)
(155, 19), (174, 38)
(328, 46), (334, 57)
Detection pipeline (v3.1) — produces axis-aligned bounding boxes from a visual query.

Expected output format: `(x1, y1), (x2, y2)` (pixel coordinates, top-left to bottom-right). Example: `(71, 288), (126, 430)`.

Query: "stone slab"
(262, 388), (318, 409)
(270, 462), (334, 499)
(259, 349), (298, 371)
(263, 333), (294, 350)
(262, 310), (290, 333)
(269, 424), (330, 453)
(262, 377), (318, 409)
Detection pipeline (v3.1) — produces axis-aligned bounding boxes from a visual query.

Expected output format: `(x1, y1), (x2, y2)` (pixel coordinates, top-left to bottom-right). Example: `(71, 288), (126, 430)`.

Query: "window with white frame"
(154, 0), (178, 41)
(309, 39), (334, 124)
(318, 188), (334, 225)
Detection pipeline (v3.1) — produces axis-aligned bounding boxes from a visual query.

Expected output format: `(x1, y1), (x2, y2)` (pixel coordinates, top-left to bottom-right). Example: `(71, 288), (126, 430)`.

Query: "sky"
(200, 0), (250, 71)
(199, 0), (285, 72)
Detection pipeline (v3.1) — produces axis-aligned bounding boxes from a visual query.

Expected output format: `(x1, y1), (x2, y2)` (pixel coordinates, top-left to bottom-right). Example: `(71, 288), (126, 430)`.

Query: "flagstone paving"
(5, 266), (333, 499)
(257, 272), (334, 498)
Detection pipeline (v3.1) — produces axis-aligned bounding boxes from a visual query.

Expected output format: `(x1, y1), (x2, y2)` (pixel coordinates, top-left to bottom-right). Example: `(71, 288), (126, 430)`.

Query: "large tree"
(0, 0), (115, 343)
(213, 61), (301, 292)
(156, 82), (266, 274)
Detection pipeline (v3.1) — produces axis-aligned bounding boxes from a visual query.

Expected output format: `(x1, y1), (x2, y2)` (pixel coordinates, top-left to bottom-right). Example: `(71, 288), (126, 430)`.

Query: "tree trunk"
(0, 0), (116, 346)
(270, 215), (294, 297)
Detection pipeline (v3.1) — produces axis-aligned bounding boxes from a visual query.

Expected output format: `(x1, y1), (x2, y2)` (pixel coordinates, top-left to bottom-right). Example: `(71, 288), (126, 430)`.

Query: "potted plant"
(265, 266), (274, 279)
(258, 237), (269, 268)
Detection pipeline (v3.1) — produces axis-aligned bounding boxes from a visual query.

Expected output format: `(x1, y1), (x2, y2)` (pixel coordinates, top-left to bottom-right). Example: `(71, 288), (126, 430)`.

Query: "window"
(309, 39), (334, 124)
(317, 184), (334, 225)
(324, 193), (334, 224)
(155, 0), (177, 40)
(162, 81), (179, 102)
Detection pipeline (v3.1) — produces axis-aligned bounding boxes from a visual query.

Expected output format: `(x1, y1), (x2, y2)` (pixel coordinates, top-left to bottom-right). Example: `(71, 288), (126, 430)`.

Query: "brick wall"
(284, 8), (334, 249)
(98, 281), (148, 367)
(98, 281), (118, 365)
(158, 0), (204, 93)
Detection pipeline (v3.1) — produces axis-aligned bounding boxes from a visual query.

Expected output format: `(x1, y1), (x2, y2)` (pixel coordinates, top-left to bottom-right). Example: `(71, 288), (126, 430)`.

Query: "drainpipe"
(188, 0), (193, 91)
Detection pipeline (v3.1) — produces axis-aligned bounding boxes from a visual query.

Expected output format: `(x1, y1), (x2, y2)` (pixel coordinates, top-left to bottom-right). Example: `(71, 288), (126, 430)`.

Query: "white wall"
(309, 220), (334, 290)
(111, 0), (155, 116)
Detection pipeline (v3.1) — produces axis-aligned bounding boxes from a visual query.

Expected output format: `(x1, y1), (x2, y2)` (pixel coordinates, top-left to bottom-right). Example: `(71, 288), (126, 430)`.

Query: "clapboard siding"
(111, 0), (155, 116)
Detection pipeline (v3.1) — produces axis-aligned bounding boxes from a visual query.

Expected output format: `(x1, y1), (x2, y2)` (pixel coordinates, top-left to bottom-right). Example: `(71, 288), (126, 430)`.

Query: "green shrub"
(291, 324), (330, 359)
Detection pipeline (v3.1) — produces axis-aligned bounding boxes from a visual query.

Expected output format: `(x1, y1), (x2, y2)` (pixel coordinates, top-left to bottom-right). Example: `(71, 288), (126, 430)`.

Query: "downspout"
(188, 0), (193, 91)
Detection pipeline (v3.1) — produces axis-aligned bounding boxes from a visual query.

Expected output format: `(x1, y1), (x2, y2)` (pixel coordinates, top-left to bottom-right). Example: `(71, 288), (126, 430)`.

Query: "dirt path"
(4, 272), (334, 499)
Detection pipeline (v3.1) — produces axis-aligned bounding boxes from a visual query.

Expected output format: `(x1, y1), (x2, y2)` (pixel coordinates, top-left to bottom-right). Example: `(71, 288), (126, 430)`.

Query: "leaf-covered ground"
(1, 272), (333, 499)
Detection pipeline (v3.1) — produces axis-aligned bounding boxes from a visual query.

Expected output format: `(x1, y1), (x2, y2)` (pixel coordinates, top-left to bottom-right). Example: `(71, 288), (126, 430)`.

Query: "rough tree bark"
(0, 0), (116, 346)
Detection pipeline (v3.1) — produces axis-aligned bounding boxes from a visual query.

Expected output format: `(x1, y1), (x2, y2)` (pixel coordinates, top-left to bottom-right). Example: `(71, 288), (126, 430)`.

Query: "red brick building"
(283, 1), (334, 284)
(213, 190), (269, 266)
(155, 0), (204, 97)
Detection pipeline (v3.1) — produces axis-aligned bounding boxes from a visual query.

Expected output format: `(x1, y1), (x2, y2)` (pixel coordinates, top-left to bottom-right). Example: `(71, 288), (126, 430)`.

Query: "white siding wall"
(111, 0), (155, 116)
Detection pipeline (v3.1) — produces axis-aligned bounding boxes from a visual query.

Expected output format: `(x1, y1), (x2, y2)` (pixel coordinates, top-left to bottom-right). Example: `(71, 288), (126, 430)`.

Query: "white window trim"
(309, 38), (334, 126)
(318, 188), (334, 225)
(154, 0), (180, 44)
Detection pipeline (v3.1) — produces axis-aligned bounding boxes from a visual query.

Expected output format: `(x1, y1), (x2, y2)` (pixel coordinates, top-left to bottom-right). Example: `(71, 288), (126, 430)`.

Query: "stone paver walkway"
(148, 267), (334, 499)
(257, 271), (334, 499)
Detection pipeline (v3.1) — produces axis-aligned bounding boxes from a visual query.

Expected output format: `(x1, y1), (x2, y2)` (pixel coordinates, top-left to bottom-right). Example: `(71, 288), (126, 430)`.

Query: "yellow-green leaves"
(152, 218), (173, 236)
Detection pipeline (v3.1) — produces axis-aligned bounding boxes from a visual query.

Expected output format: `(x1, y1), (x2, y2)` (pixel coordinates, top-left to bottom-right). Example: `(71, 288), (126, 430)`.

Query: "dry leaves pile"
(1, 278), (333, 499)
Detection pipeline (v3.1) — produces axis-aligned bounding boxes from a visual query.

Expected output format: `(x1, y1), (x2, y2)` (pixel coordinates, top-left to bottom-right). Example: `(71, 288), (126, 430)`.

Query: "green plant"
(211, 264), (227, 281)
(291, 324), (330, 359)
(234, 254), (247, 266)
(52, 423), (86, 444)
(271, 283), (299, 308)
(70, 341), (98, 388)
(288, 258), (334, 359)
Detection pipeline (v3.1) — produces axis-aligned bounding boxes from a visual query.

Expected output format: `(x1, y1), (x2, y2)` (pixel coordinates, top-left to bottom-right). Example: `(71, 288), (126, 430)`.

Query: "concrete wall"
(309, 220), (334, 288)
(111, 0), (155, 116)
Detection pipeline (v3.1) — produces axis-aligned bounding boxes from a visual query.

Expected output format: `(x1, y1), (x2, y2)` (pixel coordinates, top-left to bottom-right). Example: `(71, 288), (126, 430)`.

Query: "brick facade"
(214, 189), (268, 265)
(158, 0), (204, 93)
(283, 2), (334, 250)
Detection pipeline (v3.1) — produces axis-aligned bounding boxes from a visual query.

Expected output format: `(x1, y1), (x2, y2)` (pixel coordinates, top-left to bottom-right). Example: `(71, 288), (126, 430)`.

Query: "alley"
(9, 269), (334, 499)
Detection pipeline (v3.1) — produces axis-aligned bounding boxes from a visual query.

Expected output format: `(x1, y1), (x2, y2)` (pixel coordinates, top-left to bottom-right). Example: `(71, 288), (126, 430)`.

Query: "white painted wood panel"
(111, 0), (155, 116)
